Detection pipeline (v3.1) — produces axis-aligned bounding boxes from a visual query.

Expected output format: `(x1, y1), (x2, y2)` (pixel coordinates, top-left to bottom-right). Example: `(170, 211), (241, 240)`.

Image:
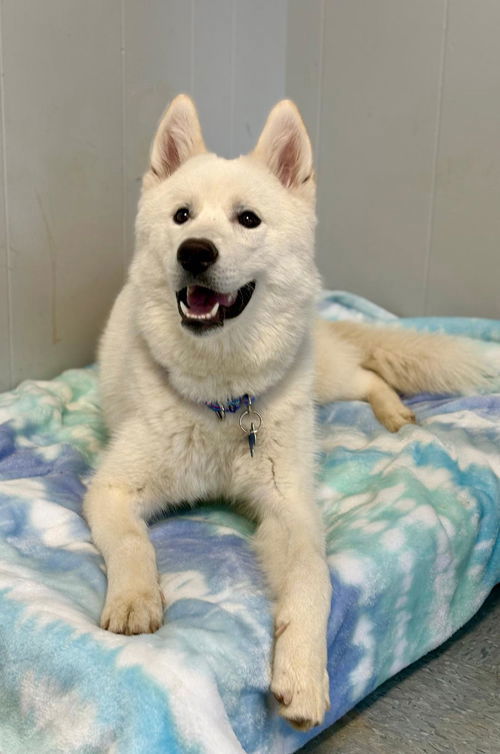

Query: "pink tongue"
(186, 286), (234, 314)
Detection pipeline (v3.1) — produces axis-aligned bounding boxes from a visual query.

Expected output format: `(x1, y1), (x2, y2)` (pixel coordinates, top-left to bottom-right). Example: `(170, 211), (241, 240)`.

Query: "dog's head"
(130, 95), (320, 399)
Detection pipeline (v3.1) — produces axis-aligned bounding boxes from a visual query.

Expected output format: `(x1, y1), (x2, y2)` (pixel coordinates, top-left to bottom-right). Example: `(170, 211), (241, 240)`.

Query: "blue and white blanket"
(0, 292), (499, 753)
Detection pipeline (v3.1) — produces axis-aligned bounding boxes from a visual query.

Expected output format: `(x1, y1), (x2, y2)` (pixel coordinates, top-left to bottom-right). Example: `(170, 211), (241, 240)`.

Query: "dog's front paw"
(271, 630), (330, 730)
(101, 584), (165, 635)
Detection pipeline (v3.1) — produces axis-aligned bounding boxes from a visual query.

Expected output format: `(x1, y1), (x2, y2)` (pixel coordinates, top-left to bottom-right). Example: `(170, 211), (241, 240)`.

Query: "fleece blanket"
(0, 291), (499, 754)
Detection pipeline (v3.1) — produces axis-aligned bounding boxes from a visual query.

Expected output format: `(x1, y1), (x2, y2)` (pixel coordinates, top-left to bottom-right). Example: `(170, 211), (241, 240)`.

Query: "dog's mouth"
(176, 282), (256, 333)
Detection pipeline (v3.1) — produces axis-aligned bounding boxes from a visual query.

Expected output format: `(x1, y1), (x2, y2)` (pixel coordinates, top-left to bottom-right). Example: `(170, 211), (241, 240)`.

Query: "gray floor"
(299, 586), (499, 754)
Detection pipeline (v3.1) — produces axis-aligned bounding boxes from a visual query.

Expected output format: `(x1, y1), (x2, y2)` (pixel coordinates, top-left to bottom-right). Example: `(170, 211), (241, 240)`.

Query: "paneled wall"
(0, 1), (499, 391)
(0, 0), (286, 390)
(0, 1), (124, 392)
(286, 0), (500, 320)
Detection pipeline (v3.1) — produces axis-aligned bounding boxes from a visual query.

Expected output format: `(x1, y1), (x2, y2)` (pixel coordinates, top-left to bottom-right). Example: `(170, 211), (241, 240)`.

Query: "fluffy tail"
(329, 320), (493, 395)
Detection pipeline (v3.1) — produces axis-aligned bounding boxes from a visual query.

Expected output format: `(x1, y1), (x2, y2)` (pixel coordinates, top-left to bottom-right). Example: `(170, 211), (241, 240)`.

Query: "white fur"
(84, 95), (490, 730)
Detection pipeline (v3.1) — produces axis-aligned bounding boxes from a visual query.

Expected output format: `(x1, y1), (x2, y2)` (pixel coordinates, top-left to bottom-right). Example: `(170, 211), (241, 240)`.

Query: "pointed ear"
(149, 94), (206, 179)
(252, 100), (313, 189)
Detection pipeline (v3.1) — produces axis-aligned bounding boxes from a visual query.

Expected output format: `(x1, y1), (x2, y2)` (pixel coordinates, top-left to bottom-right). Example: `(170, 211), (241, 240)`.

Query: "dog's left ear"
(252, 100), (313, 189)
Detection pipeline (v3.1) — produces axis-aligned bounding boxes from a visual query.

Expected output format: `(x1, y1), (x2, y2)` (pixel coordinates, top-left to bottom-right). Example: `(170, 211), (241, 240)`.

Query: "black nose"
(177, 238), (218, 276)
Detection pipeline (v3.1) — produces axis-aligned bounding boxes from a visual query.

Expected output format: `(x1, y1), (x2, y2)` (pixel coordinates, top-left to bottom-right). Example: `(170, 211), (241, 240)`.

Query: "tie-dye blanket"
(1, 291), (499, 754)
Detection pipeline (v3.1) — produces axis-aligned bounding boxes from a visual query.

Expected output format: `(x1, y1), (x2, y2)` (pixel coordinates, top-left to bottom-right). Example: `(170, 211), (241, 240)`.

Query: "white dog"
(84, 95), (488, 730)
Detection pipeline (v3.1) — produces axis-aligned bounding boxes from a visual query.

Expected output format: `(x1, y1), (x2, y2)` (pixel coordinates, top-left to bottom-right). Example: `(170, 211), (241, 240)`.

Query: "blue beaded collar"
(203, 394), (255, 421)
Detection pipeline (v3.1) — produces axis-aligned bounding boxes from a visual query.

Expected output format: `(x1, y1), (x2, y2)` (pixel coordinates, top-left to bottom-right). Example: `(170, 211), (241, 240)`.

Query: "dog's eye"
(238, 210), (261, 229)
(173, 207), (190, 224)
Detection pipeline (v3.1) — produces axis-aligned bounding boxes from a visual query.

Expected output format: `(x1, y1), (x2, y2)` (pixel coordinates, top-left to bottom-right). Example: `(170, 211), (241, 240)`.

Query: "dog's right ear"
(149, 94), (206, 180)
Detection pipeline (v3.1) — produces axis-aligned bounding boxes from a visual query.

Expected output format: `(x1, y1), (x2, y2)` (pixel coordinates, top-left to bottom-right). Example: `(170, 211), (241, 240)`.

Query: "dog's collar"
(203, 393), (255, 420)
(203, 394), (262, 457)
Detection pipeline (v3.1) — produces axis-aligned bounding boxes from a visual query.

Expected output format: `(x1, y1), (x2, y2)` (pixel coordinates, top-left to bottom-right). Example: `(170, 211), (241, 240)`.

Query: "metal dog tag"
(248, 422), (256, 457)
(239, 397), (262, 458)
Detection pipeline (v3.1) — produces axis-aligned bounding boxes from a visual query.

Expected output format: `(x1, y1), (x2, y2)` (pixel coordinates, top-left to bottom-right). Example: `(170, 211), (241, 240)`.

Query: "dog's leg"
(252, 488), (332, 730)
(315, 320), (416, 431)
(317, 359), (415, 432)
(83, 425), (165, 635)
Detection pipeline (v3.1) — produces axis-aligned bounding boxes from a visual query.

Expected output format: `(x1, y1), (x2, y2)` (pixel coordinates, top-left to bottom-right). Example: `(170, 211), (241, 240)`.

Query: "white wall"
(0, 1), (499, 391)
(286, 0), (500, 320)
(0, 0), (287, 391)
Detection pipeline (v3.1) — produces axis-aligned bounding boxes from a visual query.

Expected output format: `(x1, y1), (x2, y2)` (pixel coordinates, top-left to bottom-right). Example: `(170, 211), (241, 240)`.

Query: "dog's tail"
(325, 320), (493, 395)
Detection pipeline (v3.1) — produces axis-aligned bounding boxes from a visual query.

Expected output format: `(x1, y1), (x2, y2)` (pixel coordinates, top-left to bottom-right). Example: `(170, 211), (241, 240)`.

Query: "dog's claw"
(273, 689), (292, 707)
(275, 620), (289, 638)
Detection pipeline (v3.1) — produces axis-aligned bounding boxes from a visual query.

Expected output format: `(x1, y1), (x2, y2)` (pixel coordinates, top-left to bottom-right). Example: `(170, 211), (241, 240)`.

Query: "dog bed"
(0, 291), (499, 754)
